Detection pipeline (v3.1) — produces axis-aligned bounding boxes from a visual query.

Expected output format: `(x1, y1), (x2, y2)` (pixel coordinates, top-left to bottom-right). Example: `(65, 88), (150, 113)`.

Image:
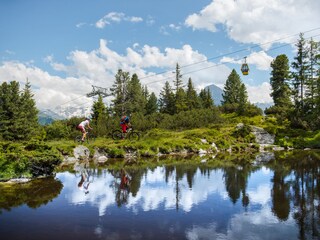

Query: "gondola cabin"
(241, 57), (249, 75)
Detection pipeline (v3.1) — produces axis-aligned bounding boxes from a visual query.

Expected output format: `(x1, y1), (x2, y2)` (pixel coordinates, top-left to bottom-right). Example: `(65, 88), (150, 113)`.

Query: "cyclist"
(120, 115), (131, 135)
(77, 117), (93, 142)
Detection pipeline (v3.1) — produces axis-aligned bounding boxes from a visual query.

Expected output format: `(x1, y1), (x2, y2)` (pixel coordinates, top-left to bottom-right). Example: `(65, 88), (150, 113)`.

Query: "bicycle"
(112, 126), (140, 141)
(74, 129), (96, 144)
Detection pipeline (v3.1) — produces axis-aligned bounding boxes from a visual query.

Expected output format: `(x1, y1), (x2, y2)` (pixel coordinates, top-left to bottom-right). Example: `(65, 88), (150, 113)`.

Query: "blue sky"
(1, 0), (320, 114)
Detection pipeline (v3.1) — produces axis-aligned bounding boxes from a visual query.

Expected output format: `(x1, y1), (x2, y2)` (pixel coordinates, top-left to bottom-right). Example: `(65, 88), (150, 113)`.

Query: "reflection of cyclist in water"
(75, 162), (92, 195)
(120, 169), (130, 190)
(112, 168), (131, 206)
(78, 170), (90, 194)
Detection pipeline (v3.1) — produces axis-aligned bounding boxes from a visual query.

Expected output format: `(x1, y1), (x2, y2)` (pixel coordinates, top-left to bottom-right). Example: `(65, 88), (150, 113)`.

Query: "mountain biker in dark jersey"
(120, 115), (130, 133)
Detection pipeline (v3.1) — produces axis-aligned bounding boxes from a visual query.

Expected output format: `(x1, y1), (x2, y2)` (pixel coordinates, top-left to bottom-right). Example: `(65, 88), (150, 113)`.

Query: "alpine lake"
(1, 150), (319, 240)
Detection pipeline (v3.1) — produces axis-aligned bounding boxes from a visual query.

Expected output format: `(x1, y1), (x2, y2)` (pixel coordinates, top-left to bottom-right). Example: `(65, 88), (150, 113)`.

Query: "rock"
(236, 123), (244, 129)
(63, 156), (78, 164)
(198, 149), (207, 156)
(7, 178), (31, 183)
(97, 156), (108, 163)
(74, 145), (90, 160)
(211, 142), (219, 152)
(251, 126), (275, 145)
(201, 139), (208, 144)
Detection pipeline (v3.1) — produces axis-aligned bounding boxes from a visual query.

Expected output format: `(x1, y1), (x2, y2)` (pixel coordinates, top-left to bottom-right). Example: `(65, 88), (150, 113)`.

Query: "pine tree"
(159, 81), (175, 115)
(91, 95), (107, 136)
(305, 38), (319, 111)
(0, 81), (39, 140)
(19, 80), (39, 140)
(237, 83), (248, 115)
(270, 54), (292, 108)
(173, 63), (183, 92)
(186, 78), (200, 110)
(145, 92), (158, 115)
(110, 69), (130, 116)
(126, 73), (146, 115)
(199, 88), (214, 109)
(291, 33), (309, 113)
(222, 69), (242, 105)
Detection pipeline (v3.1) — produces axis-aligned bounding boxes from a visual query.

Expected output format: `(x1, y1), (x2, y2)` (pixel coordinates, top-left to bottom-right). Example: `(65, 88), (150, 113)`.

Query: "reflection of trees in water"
(223, 165), (251, 207)
(109, 168), (147, 207)
(0, 177), (63, 213)
(268, 151), (320, 239)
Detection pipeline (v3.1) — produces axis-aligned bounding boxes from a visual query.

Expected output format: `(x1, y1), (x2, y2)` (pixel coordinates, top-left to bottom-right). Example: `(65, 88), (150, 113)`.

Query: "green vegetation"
(0, 33), (319, 181)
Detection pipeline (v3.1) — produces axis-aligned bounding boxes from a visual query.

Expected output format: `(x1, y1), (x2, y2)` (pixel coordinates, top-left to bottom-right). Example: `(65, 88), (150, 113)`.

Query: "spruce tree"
(91, 95), (107, 136)
(159, 81), (175, 114)
(110, 69), (130, 116)
(267, 54), (293, 121)
(270, 54), (292, 108)
(291, 33), (309, 113)
(145, 92), (158, 115)
(222, 69), (242, 105)
(19, 80), (39, 140)
(186, 78), (200, 110)
(199, 88), (214, 109)
(237, 83), (248, 115)
(126, 73), (146, 115)
(173, 63), (183, 92)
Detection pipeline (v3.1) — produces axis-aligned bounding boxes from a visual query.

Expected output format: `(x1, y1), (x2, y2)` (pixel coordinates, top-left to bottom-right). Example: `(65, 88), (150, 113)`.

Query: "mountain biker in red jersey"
(120, 115), (131, 133)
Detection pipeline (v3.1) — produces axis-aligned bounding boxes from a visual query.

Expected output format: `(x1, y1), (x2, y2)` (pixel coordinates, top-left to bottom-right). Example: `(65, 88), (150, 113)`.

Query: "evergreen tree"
(126, 73), (146, 115)
(91, 95), (107, 136)
(186, 78), (200, 110)
(19, 80), (39, 140)
(0, 81), (20, 140)
(270, 54), (292, 107)
(145, 92), (158, 115)
(175, 88), (187, 113)
(237, 83), (248, 115)
(199, 88), (214, 109)
(305, 38), (319, 111)
(159, 81), (175, 115)
(0, 80), (39, 140)
(173, 63), (183, 92)
(222, 69), (242, 105)
(110, 69), (130, 116)
(291, 33), (309, 113)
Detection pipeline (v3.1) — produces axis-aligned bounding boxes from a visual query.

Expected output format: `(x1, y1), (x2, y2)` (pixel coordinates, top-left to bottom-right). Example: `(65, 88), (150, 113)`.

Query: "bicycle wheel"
(112, 130), (123, 140)
(129, 131), (140, 141)
(74, 135), (82, 143)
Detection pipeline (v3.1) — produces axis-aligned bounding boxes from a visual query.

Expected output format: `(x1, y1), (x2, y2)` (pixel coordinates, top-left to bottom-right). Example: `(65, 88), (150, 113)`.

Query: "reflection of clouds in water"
(185, 207), (297, 240)
(247, 184), (271, 205)
(60, 167), (273, 217)
(128, 168), (226, 212)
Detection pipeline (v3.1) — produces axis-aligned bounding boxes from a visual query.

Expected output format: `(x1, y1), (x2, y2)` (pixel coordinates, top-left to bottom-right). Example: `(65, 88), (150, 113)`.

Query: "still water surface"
(1, 151), (319, 240)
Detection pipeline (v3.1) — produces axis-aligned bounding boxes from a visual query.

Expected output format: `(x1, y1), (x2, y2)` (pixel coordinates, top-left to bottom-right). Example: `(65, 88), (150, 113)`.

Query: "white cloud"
(0, 61), (93, 111)
(185, 0), (320, 50)
(0, 39), (273, 113)
(220, 51), (274, 71)
(246, 82), (273, 103)
(95, 12), (143, 29)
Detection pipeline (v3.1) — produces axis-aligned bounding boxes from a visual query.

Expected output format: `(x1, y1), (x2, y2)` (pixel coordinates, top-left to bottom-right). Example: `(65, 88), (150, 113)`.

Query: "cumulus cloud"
(220, 51), (274, 71)
(185, 0), (320, 50)
(0, 61), (94, 111)
(95, 12), (143, 29)
(246, 82), (273, 103)
(0, 39), (272, 113)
